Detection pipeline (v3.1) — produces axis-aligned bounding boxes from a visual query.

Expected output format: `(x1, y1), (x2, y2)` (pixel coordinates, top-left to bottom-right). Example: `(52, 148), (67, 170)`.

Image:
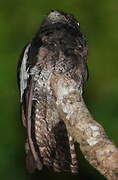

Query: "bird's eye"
(64, 48), (74, 56)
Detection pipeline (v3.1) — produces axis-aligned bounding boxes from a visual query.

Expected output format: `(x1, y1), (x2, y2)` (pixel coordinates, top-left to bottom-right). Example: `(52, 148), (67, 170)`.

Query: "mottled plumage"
(17, 10), (88, 173)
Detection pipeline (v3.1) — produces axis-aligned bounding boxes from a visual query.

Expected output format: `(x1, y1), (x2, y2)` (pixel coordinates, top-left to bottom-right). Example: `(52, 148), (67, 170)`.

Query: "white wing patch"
(20, 44), (31, 102)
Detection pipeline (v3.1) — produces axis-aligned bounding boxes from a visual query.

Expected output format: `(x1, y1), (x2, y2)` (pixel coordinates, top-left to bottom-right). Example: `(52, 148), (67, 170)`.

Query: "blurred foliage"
(0, 0), (118, 179)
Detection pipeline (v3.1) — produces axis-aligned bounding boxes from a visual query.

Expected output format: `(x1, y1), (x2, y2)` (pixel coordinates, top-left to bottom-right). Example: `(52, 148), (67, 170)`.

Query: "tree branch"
(50, 73), (118, 180)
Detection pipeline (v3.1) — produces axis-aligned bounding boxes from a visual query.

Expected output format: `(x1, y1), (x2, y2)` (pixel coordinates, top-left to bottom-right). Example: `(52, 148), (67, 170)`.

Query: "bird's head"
(40, 10), (80, 33)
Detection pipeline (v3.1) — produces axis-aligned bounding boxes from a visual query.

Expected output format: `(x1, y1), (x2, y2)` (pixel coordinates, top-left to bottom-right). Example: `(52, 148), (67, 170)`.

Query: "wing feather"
(25, 78), (43, 172)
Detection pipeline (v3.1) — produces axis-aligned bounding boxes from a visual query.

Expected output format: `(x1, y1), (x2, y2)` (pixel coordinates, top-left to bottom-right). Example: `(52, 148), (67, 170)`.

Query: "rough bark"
(50, 73), (118, 180)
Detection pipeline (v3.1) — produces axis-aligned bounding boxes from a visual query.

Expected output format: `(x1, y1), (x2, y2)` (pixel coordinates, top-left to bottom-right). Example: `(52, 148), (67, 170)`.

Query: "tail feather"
(51, 121), (79, 173)
(68, 135), (78, 173)
(28, 86), (78, 173)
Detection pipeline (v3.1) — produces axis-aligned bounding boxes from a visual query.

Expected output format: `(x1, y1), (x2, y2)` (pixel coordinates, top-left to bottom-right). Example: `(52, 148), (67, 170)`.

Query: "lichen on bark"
(50, 73), (118, 180)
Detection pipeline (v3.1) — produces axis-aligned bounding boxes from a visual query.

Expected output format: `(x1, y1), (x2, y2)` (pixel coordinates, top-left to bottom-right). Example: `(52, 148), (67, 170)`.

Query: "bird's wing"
(17, 43), (43, 172)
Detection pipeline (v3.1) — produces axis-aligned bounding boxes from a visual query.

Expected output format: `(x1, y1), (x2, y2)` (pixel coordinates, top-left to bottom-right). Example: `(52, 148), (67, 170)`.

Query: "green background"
(0, 0), (118, 179)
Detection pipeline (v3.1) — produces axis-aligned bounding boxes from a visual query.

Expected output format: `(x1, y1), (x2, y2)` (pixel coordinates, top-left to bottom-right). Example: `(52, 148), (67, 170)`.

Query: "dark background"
(0, 0), (118, 179)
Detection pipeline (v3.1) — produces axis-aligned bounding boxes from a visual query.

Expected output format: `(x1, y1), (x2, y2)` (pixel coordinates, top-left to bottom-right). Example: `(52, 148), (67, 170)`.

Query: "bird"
(17, 10), (88, 173)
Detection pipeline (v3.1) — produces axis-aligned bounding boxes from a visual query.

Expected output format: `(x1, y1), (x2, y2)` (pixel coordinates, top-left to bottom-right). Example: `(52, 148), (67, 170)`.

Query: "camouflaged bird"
(17, 10), (88, 173)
